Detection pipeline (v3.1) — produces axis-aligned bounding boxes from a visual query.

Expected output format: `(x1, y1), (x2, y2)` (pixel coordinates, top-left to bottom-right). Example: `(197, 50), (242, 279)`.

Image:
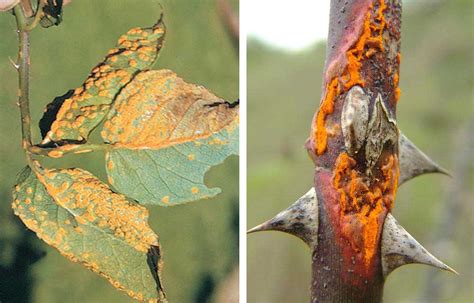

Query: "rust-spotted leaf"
(12, 166), (166, 302)
(40, 17), (166, 145)
(101, 70), (239, 206)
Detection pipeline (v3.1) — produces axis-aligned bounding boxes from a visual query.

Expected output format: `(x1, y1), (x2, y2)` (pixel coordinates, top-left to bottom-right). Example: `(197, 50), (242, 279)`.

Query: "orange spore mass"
(314, 78), (340, 155)
(101, 70), (239, 149)
(333, 151), (399, 270)
(36, 168), (159, 253)
(394, 54), (402, 102)
(313, 0), (390, 155)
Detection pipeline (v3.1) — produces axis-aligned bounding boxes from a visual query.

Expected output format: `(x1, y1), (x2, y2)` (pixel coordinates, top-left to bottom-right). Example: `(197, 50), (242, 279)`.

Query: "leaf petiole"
(28, 143), (112, 158)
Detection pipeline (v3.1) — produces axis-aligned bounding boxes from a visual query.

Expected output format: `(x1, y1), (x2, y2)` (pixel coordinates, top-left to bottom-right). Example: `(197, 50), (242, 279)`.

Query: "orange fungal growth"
(314, 78), (340, 155)
(395, 87), (401, 102)
(48, 150), (64, 158)
(101, 70), (239, 149)
(41, 18), (166, 144)
(333, 150), (399, 270)
(393, 73), (401, 102)
(313, 0), (391, 155)
(11, 165), (165, 301)
(36, 168), (160, 253)
(380, 154), (399, 209)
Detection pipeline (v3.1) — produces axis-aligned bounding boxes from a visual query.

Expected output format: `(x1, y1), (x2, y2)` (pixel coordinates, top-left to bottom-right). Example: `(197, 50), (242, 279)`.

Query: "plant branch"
(24, 0), (46, 31)
(13, 2), (49, 172)
(14, 4), (33, 152)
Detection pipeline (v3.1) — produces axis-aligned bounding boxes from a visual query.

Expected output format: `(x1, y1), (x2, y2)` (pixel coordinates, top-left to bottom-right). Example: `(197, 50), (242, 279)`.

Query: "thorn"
(247, 223), (268, 234)
(398, 133), (450, 185)
(247, 187), (319, 248)
(381, 213), (458, 278)
(9, 57), (19, 69)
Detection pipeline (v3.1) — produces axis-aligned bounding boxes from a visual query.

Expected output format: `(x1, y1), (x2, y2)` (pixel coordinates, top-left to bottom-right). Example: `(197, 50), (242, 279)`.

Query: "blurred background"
(0, 0), (238, 302)
(247, 1), (473, 302)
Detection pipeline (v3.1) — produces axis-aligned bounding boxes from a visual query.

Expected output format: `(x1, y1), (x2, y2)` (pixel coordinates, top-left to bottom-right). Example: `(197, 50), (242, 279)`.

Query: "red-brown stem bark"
(306, 0), (402, 302)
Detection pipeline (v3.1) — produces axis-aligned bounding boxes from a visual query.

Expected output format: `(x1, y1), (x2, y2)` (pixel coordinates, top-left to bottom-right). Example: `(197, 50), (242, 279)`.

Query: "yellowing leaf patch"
(101, 70), (239, 206)
(101, 69), (238, 148)
(12, 166), (166, 302)
(40, 17), (166, 145)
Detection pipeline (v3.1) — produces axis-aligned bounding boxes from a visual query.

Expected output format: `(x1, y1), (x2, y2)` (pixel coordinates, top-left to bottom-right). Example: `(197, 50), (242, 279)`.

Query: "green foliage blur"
(0, 1), (238, 302)
(247, 1), (473, 302)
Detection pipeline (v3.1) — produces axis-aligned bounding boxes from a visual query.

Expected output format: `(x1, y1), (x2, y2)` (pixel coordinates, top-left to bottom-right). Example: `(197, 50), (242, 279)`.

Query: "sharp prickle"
(8, 57), (19, 70)
(381, 213), (458, 278)
(398, 133), (450, 184)
(247, 187), (319, 248)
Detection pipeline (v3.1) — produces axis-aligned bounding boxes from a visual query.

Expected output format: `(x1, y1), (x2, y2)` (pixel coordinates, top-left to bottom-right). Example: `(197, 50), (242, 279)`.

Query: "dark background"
(0, 1), (238, 302)
(247, 1), (473, 302)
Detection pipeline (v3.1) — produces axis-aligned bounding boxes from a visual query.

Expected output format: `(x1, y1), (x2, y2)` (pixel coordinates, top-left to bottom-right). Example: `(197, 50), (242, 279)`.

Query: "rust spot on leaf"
(39, 168), (159, 252)
(107, 160), (114, 170)
(40, 18), (166, 145)
(101, 70), (239, 149)
(47, 150), (64, 158)
(11, 166), (165, 301)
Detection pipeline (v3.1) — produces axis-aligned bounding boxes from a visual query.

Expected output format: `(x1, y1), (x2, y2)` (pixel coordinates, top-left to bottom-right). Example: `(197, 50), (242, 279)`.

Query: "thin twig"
(24, 0), (46, 31)
(13, 2), (48, 173)
(14, 4), (32, 151)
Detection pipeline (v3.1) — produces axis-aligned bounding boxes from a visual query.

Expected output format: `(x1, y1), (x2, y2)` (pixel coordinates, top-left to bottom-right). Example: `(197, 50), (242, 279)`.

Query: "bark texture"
(306, 1), (402, 302)
(249, 1), (455, 302)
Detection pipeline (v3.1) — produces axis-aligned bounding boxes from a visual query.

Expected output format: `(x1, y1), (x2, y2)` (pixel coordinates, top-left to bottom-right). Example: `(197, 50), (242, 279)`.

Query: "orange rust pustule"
(328, 152), (399, 278)
(314, 78), (340, 155)
(310, 1), (402, 301)
(100, 70), (239, 149)
(394, 53), (402, 102)
(310, 0), (401, 157)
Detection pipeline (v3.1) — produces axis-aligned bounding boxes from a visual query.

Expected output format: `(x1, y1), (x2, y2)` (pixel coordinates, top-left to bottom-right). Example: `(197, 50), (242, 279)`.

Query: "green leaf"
(40, 16), (166, 145)
(101, 70), (239, 206)
(12, 166), (166, 302)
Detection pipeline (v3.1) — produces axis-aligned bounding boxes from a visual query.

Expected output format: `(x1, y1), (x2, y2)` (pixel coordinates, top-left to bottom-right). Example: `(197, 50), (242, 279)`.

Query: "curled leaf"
(102, 70), (239, 206)
(12, 166), (166, 302)
(40, 17), (166, 145)
(39, 89), (74, 139)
